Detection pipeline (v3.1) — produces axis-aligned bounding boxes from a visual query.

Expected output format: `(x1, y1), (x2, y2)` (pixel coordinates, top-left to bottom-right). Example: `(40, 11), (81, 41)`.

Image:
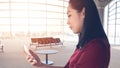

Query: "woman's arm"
(26, 49), (64, 68)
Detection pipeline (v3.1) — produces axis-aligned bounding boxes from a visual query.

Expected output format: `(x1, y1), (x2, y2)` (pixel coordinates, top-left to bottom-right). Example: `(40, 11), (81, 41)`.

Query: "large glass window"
(104, 0), (120, 45)
(0, 0), (78, 42)
(0, 0), (67, 38)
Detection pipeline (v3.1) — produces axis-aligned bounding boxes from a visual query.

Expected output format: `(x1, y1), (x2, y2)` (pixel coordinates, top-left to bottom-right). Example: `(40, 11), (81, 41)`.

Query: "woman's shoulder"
(83, 38), (110, 50)
(88, 38), (109, 45)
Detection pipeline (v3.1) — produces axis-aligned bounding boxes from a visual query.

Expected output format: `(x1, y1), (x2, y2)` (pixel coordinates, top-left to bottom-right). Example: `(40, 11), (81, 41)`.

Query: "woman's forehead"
(67, 4), (73, 13)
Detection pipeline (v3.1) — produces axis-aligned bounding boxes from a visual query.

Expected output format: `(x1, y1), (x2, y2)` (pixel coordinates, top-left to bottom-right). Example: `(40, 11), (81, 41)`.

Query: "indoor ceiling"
(94, 0), (112, 8)
(64, 0), (112, 8)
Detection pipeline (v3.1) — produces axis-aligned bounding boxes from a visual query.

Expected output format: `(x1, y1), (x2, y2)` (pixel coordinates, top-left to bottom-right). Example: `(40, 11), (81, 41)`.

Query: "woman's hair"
(69, 0), (108, 49)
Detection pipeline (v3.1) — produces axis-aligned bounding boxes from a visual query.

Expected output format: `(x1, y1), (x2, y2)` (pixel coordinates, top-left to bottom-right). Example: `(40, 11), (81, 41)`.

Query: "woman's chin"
(73, 31), (80, 34)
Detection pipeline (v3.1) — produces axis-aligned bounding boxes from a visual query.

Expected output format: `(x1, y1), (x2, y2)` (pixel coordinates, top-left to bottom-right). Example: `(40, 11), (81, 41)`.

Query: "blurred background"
(0, 0), (120, 68)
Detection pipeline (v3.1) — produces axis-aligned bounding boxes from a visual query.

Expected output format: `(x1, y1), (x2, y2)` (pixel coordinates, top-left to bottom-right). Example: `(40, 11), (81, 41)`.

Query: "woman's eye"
(68, 15), (71, 17)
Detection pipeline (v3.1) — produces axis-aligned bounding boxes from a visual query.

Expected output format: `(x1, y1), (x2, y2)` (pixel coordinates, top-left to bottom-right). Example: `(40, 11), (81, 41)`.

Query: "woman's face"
(67, 4), (85, 34)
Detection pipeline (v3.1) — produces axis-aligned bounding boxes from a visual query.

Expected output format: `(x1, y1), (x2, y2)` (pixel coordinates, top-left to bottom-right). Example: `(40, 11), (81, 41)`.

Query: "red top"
(64, 38), (110, 68)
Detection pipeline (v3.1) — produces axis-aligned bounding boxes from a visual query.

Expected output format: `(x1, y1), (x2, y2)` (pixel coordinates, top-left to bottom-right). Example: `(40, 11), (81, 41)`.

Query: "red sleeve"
(75, 41), (107, 68)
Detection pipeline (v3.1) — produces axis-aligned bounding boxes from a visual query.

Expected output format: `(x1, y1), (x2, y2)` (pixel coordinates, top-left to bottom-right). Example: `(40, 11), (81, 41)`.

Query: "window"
(104, 0), (120, 45)
(0, 0), (78, 42)
(0, 0), (67, 38)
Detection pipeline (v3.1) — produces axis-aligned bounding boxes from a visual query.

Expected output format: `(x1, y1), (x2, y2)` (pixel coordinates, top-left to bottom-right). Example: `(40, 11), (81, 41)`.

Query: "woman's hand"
(25, 49), (44, 67)
(25, 49), (64, 68)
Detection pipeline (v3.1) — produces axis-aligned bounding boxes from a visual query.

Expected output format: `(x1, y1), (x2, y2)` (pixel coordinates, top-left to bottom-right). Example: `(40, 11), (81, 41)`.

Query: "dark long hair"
(69, 0), (108, 49)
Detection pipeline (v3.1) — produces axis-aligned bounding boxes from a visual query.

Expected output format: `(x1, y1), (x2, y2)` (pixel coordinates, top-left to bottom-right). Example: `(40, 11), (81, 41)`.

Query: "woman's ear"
(81, 7), (85, 18)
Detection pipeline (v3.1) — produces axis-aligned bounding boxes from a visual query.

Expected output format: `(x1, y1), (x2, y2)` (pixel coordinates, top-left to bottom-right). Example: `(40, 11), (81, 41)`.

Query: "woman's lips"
(69, 26), (72, 29)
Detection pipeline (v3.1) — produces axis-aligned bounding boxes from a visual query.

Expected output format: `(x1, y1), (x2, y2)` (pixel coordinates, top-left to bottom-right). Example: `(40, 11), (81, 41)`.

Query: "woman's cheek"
(76, 24), (81, 33)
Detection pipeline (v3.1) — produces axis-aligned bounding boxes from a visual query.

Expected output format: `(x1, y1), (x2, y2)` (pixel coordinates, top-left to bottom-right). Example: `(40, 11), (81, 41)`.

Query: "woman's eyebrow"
(67, 11), (71, 14)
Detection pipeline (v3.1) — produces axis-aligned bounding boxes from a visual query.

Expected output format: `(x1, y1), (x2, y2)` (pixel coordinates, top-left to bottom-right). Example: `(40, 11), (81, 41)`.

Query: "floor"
(0, 38), (120, 68)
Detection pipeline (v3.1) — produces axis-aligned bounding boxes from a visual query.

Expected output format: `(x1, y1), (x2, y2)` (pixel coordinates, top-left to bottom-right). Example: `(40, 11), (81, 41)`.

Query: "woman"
(26, 0), (110, 68)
